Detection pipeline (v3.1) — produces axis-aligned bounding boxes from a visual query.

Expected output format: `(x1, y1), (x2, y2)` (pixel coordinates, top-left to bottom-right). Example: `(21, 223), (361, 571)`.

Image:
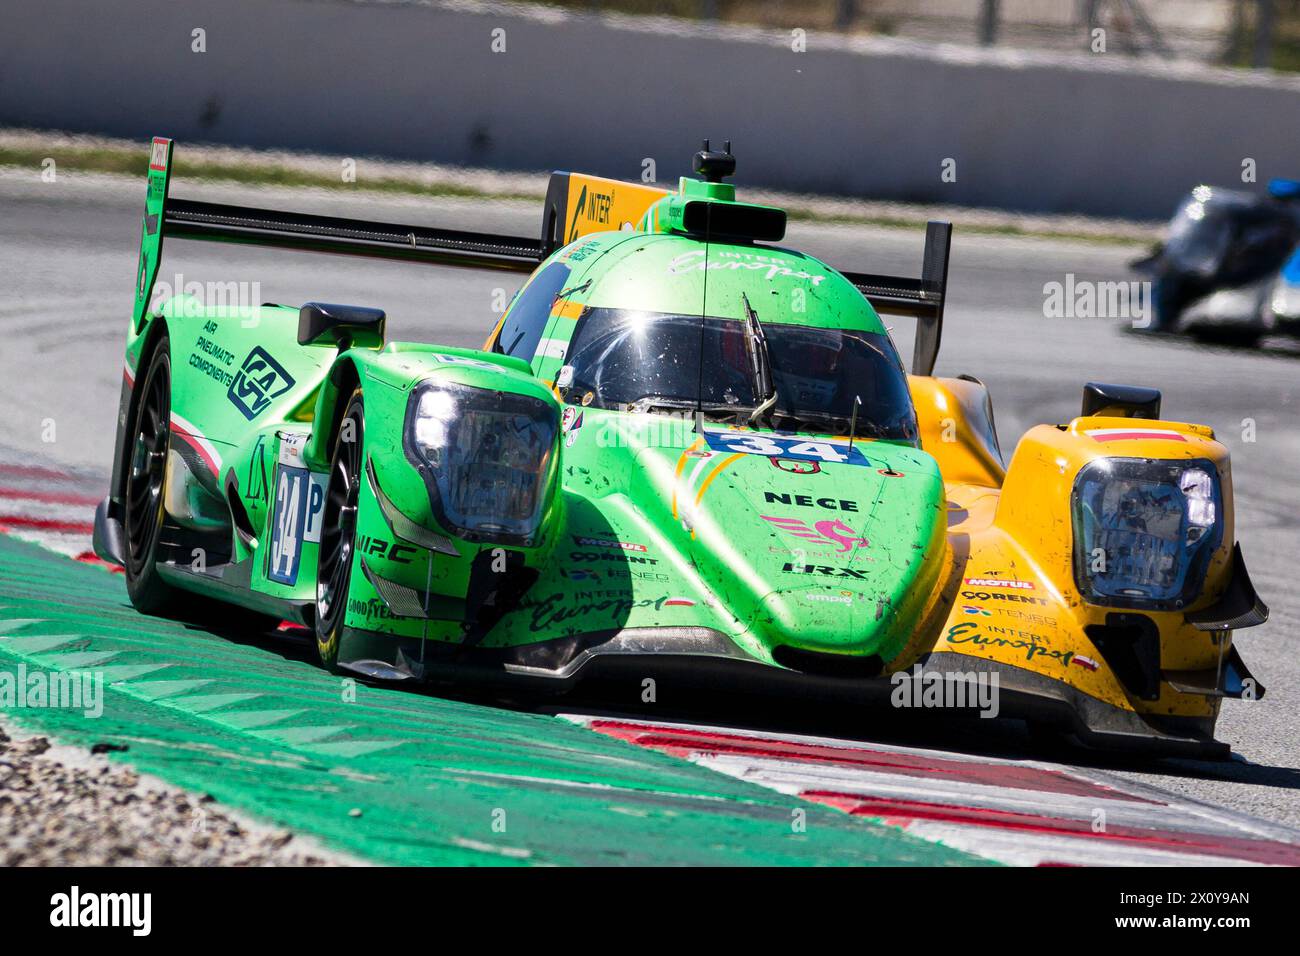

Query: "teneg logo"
(227, 347), (295, 420)
(50, 886), (151, 936)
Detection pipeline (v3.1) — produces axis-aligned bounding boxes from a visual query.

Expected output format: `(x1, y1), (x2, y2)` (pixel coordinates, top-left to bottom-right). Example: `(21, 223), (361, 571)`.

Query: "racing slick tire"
(122, 334), (185, 616)
(315, 388), (364, 670)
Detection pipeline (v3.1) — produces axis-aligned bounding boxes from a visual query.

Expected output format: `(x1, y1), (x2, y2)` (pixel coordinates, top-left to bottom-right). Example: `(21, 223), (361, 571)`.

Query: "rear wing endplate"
(840, 221), (952, 377)
(135, 139), (952, 374)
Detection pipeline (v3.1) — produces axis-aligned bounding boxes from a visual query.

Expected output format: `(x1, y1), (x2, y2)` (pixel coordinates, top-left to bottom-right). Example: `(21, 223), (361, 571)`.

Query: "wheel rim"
(124, 357), (170, 576)
(317, 408), (361, 640)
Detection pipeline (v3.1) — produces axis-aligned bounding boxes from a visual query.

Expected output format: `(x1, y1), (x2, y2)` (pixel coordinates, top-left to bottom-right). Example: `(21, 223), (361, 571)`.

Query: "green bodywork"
(120, 159), (948, 679)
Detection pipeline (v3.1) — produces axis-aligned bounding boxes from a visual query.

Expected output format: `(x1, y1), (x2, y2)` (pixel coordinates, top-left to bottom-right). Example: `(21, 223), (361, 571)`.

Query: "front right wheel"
(315, 389), (363, 669)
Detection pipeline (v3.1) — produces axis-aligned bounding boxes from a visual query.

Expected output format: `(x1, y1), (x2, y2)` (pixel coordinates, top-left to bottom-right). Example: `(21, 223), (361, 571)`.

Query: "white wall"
(2, 0), (1297, 219)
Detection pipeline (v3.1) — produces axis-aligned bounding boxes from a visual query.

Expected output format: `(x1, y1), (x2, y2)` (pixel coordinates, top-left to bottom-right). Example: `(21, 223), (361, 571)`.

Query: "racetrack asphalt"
(0, 167), (1297, 835)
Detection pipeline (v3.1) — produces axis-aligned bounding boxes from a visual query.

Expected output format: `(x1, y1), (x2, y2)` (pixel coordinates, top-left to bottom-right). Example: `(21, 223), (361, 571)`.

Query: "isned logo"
(228, 347), (295, 420)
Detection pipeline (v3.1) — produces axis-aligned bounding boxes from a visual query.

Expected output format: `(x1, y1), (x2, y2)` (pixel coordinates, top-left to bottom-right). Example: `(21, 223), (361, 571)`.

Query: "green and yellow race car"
(94, 138), (1268, 757)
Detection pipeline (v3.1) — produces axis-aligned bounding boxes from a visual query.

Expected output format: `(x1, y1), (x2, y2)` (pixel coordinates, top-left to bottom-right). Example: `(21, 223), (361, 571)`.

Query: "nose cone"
(680, 442), (947, 665)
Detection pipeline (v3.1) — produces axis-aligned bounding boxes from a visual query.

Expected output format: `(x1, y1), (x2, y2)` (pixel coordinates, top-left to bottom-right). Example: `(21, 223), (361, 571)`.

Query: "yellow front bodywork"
(901, 375), (1237, 724)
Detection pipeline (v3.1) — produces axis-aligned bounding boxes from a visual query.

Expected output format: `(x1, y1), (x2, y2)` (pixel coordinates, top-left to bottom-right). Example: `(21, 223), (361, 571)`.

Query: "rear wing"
(131, 137), (544, 329)
(135, 139), (951, 374)
(841, 221), (952, 377)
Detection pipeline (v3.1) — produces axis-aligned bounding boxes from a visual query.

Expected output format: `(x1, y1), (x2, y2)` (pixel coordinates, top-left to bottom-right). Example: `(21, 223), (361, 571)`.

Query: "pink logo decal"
(762, 516), (868, 553)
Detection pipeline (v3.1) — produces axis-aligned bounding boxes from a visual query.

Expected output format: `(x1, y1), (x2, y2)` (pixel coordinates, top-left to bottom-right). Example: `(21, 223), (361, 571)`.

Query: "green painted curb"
(0, 535), (984, 866)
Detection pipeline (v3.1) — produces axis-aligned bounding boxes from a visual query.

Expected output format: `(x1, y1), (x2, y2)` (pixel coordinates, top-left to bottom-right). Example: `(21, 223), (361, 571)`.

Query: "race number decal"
(267, 464), (326, 585)
(703, 430), (870, 466)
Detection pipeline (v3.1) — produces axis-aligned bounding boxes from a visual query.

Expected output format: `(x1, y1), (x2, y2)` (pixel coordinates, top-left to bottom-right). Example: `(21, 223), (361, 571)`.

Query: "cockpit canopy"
(563, 308), (917, 440)
(493, 233), (920, 441)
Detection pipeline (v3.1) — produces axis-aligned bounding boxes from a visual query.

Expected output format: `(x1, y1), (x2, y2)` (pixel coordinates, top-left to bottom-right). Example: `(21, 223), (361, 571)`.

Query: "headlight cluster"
(404, 381), (557, 545)
(1071, 458), (1222, 610)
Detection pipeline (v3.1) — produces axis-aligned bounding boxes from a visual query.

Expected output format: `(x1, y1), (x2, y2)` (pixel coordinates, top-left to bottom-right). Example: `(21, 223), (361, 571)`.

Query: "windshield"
(1166, 199), (1233, 276)
(562, 308), (917, 440)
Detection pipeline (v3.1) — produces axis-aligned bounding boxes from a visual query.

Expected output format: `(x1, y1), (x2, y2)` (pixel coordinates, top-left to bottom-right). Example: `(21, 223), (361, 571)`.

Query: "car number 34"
(267, 465), (326, 585)
(703, 431), (870, 466)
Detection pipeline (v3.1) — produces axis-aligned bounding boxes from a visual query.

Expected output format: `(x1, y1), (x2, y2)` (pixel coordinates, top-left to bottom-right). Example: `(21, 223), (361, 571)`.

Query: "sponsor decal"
(1072, 655), (1101, 672)
(964, 577), (1035, 590)
(961, 589), (1049, 607)
(149, 137), (169, 171)
(984, 624), (1049, 643)
(228, 347), (295, 420)
(962, 605), (991, 617)
(536, 337), (568, 362)
(561, 407), (579, 432)
(1085, 428), (1187, 443)
(667, 249), (826, 286)
(245, 435), (270, 504)
(571, 551), (658, 565)
(565, 409), (584, 447)
(704, 429), (869, 466)
(523, 592), (696, 632)
(572, 536), (647, 553)
(561, 568), (600, 582)
(685, 448), (714, 459)
(763, 515), (868, 553)
(993, 608), (1058, 628)
(357, 534), (417, 565)
(567, 183), (614, 241)
(277, 431), (309, 467)
(767, 545), (842, 560)
(348, 596), (397, 622)
(763, 491), (859, 512)
(771, 457), (820, 474)
(805, 591), (854, 605)
(188, 326), (238, 388)
(945, 622), (1074, 667)
(428, 353), (500, 371)
(782, 562), (867, 579)
(609, 569), (669, 582)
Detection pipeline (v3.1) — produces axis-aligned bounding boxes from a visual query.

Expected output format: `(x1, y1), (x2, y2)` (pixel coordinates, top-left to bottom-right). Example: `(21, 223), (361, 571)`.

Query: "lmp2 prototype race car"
(94, 138), (1269, 757)
(1133, 178), (1300, 342)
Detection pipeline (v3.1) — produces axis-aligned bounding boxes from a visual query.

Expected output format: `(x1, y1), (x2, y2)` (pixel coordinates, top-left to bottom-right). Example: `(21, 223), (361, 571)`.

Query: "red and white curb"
(5, 452), (1299, 867)
(564, 715), (1300, 867)
(0, 459), (111, 570)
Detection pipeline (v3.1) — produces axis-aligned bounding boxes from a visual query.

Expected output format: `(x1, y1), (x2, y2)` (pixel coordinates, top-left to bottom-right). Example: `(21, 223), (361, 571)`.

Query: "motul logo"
(963, 577), (1034, 590)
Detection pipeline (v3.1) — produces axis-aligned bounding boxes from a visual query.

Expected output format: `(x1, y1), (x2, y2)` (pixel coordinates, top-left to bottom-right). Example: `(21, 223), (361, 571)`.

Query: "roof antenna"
(693, 139), (736, 184)
(848, 395), (862, 453)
